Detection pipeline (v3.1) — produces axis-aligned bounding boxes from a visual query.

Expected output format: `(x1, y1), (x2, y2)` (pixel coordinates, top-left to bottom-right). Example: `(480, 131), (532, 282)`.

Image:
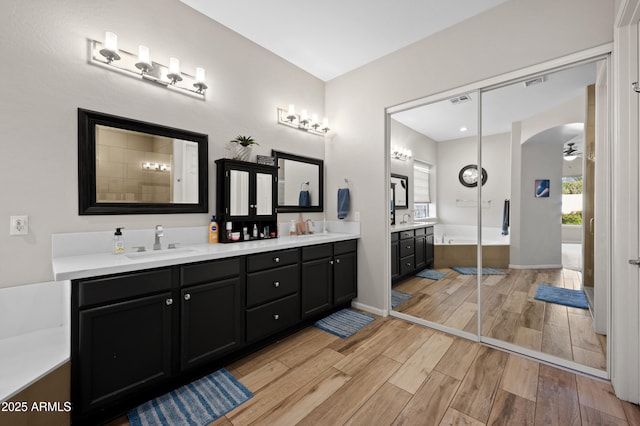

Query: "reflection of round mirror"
(459, 164), (487, 187)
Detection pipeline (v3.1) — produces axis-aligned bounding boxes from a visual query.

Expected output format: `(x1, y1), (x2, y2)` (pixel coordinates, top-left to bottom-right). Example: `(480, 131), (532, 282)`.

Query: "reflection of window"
(562, 176), (582, 224)
(414, 160), (433, 218)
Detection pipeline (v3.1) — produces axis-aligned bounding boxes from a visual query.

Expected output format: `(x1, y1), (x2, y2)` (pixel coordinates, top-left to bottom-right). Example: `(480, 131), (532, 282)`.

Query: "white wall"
(0, 0), (325, 288)
(437, 133), (511, 227)
(325, 0), (613, 312)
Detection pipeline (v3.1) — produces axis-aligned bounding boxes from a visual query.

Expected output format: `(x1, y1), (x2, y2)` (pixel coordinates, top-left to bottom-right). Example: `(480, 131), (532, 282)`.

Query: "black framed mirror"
(78, 108), (208, 215)
(458, 164), (487, 188)
(272, 150), (324, 213)
(390, 174), (409, 209)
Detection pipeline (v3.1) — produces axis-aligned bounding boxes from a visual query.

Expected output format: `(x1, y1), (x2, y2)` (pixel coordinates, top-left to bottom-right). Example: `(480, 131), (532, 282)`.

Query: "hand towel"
(502, 199), (510, 235)
(338, 188), (350, 219)
(299, 190), (311, 207)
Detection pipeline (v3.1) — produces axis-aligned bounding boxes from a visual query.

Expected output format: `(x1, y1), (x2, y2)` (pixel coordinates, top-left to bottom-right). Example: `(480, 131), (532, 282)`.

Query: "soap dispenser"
(113, 227), (125, 254)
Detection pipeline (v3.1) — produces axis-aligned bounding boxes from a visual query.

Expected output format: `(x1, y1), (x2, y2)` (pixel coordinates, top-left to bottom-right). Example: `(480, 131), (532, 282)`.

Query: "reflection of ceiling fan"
(563, 142), (582, 161)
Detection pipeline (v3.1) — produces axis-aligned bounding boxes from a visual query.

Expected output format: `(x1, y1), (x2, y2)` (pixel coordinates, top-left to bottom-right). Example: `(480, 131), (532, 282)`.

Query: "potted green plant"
(230, 135), (259, 161)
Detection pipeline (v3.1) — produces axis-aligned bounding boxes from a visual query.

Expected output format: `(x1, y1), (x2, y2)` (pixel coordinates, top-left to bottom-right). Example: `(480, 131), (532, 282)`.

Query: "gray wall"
(325, 0), (614, 312)
(0, 0), (325, 287)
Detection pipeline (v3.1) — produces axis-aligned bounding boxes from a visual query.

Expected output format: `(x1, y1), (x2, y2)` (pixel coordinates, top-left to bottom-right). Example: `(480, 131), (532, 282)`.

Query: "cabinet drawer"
(247, 264), (299, 307)
(399, 240), (415, 257)
(426, 226), (434, 236)
(78, 268), (172, 308)
(400, 256), (415, 275)
(302, 244), (332, 261)
(248, 249), (299, 272)
(391, 232), (399, 242)
(246, 294), (299, 342)
(334, 239), (357, 255)
(181, 257), (241, 286)
(415, 227), (426, 236)
(400, 230), (414, 240)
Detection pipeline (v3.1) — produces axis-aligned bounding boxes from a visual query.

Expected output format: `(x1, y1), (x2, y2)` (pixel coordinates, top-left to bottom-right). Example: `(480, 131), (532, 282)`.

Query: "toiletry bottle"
(226, 222), (233, 240)
(289, 220), (296, 236)
(113, 227), (125, 254)
(252, 224), (258, 238)
(208, 215), (219, 244)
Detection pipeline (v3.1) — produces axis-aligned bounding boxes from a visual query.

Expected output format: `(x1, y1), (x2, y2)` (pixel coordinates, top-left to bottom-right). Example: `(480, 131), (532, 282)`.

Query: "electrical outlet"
(354, 211), (360, 221)
(10, 216), (28, 236)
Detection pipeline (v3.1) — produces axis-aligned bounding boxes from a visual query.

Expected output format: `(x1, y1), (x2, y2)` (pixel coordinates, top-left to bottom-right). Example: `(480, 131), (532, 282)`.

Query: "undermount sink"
(125, 247), (200, 259)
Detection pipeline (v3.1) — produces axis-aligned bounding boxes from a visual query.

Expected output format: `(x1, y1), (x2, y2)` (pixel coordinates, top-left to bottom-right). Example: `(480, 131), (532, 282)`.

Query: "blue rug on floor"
(128, 368), (252, 426)
(392, 290), (413, 308)
(534, 284), (589, 309)
(314, 308), (375, 339)
(416, 269), (447, 280)
(451, 267), (506, 275)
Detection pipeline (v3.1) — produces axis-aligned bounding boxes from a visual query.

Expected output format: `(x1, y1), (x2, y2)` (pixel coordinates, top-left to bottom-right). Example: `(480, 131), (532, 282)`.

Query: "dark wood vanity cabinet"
(301, 240), (358, 319)
(391, 226), (434, 282)
(71, 239), (358, 425)
(215, 159), (278, 242)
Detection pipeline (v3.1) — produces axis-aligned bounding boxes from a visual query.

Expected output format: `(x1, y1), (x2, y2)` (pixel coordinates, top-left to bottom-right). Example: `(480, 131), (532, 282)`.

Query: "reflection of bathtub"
(433, 225), (510, 268)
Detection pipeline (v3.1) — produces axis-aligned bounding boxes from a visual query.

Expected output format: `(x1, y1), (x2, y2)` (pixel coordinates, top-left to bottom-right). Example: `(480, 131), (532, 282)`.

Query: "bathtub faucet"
(441, 233), (446, 244)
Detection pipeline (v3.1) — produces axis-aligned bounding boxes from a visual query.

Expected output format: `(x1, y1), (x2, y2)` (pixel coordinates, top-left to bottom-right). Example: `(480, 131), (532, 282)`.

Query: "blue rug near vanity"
(451, 267), (506, 275)
(416, 269), (448, 280)
(392, 290), (413, 308)
(314, 308), (375, 339)
(534, 284), (589, 309)
(128, 368), (252, 426)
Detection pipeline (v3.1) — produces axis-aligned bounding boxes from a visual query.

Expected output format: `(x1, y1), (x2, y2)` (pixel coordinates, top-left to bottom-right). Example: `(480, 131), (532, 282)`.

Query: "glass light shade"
(138, 45), (150, 64)
(169, 57), (180, 75)
(564, 155), (577, 161)
(104, 32), (118, 52)
(288, 104), (296, 116)
(300, 109), (308, 122)
(195, 67), (205, 83)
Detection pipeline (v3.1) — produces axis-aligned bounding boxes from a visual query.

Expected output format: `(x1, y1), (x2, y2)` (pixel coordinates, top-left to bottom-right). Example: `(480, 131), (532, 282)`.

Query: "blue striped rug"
(451, 266), (506, 275)
(128, 368), (252, 426)
(314, 308), (375, 339)
(534, 284), (589, 309)
(392, 290), (413, 308)
(416, 269), (447, 280)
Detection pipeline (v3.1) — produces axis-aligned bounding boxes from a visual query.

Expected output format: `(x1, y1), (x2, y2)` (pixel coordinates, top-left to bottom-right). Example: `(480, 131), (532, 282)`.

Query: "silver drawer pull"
(406, 245), (411, 249)
(329, 260), (334, 265)
(406, 263), (411, 266)
(166, 298), (173, 306)
(336, 258), (341, 264)
(273, 257), (280, 263)
(273, 281), (280, 288)
(184, 293), (191, 301)
(273, 314), (280, 320)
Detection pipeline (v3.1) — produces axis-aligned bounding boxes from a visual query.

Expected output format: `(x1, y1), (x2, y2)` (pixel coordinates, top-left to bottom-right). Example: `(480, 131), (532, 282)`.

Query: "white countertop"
(390, 222), (436, 233)
(52, 232), (360, 281)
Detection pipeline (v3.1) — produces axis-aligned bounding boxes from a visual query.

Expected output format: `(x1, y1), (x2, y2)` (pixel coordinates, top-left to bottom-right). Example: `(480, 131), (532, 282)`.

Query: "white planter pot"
(234, 145), (252, 161)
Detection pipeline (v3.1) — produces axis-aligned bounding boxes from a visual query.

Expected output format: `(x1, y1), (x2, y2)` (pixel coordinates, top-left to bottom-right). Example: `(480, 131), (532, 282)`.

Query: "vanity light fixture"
(277, 105), (330, 136)
(91, 32), (208, 99)
(391, 145), (412, 161)
(142, 162), (171, 171)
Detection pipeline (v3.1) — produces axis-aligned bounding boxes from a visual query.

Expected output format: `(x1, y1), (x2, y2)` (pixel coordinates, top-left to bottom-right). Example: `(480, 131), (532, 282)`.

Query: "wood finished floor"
(393, 267), (607, 370)
(106, 315), (639, 426)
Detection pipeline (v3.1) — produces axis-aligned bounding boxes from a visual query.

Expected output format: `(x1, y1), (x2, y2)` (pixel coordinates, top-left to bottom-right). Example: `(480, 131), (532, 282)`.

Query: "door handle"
(629, 259), (640, 266)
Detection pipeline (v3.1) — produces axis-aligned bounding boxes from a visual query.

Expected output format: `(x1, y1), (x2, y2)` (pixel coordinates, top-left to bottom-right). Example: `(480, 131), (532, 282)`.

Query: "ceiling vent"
(523, 76), (546, 88)
(449, 93), (472, 105)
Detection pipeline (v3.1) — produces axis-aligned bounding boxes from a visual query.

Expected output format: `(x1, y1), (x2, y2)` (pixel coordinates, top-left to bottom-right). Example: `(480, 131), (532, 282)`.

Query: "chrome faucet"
(153, 225), (164, 250)
(305, 219), (315, 234)
(402, 213), (411, 224)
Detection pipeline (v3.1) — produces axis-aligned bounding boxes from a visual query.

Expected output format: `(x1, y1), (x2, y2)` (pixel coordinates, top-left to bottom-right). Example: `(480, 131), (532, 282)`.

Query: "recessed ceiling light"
(459, 126), (468, 132)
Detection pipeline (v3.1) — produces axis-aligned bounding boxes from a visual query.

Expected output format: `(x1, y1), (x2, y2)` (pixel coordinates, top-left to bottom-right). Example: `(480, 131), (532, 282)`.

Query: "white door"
(612, 0), (640, 403)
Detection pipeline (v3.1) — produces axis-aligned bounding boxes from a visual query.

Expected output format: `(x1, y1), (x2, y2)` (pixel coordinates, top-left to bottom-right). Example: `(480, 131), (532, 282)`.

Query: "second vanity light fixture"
(391, 145), (412, 161)
(277, 105), (330, 136)
(91, 32), (208, 99)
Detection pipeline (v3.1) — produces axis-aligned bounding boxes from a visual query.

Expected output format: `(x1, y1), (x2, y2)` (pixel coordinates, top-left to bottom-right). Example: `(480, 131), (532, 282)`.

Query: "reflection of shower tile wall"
(96, 128), (172, 202)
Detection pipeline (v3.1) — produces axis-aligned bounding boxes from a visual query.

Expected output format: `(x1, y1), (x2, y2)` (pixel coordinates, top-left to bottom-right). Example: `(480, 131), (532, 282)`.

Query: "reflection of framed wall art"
(391, 174), (408, 209)
(535, 179), (550, 198)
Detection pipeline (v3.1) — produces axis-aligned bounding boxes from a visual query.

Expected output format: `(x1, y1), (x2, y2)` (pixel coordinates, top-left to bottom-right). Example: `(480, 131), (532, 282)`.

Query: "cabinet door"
(229, 169), (251, 217)
(254, 171), (276, 218)
(334, 251), (357, 305)
(181, 277), (243, 370)
(425, 234), (434, 266)
(301, 257), (333, 318)
(415, 235), (427, 271)
(78, 292), (173, 413)
(391, 240), (400, 279)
